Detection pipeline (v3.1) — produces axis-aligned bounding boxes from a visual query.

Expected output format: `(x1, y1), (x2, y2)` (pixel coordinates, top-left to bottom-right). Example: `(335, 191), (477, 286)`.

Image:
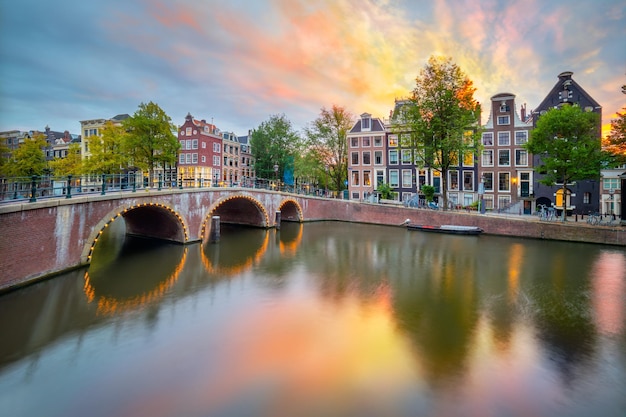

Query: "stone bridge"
(0, 188), (355, 291)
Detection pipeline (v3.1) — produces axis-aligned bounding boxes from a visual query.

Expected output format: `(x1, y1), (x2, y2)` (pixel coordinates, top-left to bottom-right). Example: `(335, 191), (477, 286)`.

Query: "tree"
(122, 102), (180, 182)
(525, 104), (605, 221)
(304, 105), (354, 192)
(84, 121), (128, 175)
(400, 56), (481, 209)
(49, 143), (83, 176)
(2, 134), (47, 177)
(605, 109), (626, 164)
(250, 114), (300, 182)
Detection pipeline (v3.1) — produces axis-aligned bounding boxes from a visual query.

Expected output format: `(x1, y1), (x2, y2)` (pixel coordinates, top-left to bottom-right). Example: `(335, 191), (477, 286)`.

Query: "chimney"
(520, 104), (526, 122)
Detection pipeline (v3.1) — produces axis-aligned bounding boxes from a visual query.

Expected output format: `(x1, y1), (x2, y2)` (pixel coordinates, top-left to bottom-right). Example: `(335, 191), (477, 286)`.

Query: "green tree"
(304, 105), (354, 192)
(49, 143), (83, 176)
(525, 104), (606, 221)
(399, 56), (481, 209)
(84, 121), (128, 174)
(421, 184), (435, 203)
(122, 102), (180, 182)
(2, 134), (47, 177)
(250, 114), (300, 182)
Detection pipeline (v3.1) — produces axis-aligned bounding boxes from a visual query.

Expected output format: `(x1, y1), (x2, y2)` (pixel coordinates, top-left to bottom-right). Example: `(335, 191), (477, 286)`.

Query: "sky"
(1, 0), (625, 138)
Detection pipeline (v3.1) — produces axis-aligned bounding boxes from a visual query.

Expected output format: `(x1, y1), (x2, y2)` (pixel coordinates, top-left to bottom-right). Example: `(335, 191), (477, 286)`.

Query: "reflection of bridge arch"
(279, 223), (304, 255)
(83, 246), (187, 316)
(200, 194), (270, 241)
(278, 198), (304, 222)
(200, 230), (270, 276)
(82, 202), (189, 263)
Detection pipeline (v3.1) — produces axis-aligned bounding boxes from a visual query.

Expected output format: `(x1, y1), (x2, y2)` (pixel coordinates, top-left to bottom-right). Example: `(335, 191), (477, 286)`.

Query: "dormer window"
(499, 101), (509, 112)
(361, 116), (371, 131)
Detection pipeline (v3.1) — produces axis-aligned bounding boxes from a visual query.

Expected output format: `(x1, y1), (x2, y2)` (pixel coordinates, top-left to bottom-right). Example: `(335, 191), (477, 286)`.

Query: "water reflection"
(0, 223), (625, 417)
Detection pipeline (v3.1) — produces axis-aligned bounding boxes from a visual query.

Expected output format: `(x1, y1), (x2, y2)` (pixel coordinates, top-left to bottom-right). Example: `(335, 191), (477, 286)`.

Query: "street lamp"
(274, 164), (279, 190)
(610, 188), (615, 218)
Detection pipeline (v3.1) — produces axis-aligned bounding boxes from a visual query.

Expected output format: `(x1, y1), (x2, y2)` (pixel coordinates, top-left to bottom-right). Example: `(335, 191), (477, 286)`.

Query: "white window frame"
(498, 149), (510, 166)
(482, 150), (494, 167)
(498, 131), (510, 146)
(515, 131), (528, 145)
(402, 169), (412, 187)
(389, 170), (399, 187)
(515, 149), (528, 166)
(497, 115), (510, 125)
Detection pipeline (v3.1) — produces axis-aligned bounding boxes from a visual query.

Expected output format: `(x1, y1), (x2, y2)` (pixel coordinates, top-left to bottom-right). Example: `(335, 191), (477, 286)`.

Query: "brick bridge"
(1, 188), (625, 292)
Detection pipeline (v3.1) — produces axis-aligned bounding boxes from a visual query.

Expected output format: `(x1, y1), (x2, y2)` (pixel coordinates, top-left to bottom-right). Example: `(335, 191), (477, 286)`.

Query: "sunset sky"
(1, 0), (624, 137)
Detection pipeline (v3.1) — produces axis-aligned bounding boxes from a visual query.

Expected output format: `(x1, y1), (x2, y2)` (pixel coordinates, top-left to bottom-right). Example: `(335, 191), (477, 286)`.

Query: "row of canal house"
(347, 71), (617, 216)
(78, 112), (255, 190)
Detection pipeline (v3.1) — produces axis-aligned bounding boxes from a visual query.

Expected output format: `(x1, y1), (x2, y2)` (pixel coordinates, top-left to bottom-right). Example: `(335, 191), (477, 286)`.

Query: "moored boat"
(406, 224), (483, 235)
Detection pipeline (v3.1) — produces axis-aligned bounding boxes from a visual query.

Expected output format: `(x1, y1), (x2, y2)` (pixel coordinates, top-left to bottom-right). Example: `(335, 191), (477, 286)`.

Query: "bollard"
(66, 175), (73, 199)
(275, 211), (281, 230)
(209, 216), (220, 243)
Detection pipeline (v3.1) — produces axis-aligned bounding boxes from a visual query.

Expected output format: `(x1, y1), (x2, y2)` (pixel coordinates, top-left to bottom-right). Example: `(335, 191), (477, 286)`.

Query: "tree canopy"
(525, 104), (605, 220)
(399, 56), (481, 209)
(2, 134), (48, 177)
(605, 109), (626, 164)
(83, 121), (128, 174)
(303, 105), (354, 192)
(49, 143), (83, 176)
(122, 102), (179, 180)
(249, 114), (300, 182)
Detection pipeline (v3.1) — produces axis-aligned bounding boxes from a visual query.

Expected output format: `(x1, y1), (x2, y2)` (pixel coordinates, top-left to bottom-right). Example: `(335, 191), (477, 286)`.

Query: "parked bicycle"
(537, 204), (557, 221)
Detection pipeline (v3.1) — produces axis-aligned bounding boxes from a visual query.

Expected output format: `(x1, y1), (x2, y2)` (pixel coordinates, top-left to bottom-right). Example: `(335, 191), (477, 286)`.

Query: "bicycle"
(586, 212), (601, 225)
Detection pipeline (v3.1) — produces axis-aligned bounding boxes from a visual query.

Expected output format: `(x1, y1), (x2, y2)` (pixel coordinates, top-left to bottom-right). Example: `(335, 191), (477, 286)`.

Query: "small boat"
(406, 224), (483, 235)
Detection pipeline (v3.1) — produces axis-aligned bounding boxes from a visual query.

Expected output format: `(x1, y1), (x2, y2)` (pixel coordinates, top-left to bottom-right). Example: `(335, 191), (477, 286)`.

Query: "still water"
(0, 221), (625, 417)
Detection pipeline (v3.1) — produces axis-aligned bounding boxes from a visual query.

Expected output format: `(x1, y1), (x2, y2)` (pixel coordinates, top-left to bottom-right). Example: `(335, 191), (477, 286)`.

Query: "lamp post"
(610, 188), (614, 218)
(274, 164), (279, 191)
(478, 175), (485, 214)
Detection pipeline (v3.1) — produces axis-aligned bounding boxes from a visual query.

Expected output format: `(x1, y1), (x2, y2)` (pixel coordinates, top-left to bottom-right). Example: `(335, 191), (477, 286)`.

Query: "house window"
(363, 151), (371, 165)
(374, 136), (383, 147)
(584, 192), (591, 204)
(497, 115), (510, 125)
(498, 132), (510, 146)
(402, 169), (412, 187)
(374, 151), (382, 165)
(361, 117), (370, 130)
(186, 127), (192, 135)
(363, 171), (371, 186)
(179, 154), (185, 164)
(351, 170), (360, 186)
(388, 149), (398, 164)
(515, 131), (528, 145)
(499, 172), (510, 191)
(463, 152), (474, 166)
(401, 149), (412, 164)
(213, 143), (221, 153)
(482, 150), (494, 166)
(202, 141), (206, 149)
(498, 195), (511, 208)
(351, 137), (359, 147)
(449, 171), (459, 190)
(202, 156), (206, 163)
(483, 172), (494, 191)
(213, 156), (220, 166)
(400, 134), (411, 147)
(388, 135), (398, 147)
(463, 171), (474, 191)
(498, 150), (510, 166)
(362, 136), (371, 147)
(603, 178), (619, 190)
(192, 153), (198, 164)
(192, 139), (198, 149)
(389, 170), (399, 187)
(515, 149), (528, 166)
(186, 154), (192, 164)
(351, 152), (359, 165)
(482, 132), (493, 146)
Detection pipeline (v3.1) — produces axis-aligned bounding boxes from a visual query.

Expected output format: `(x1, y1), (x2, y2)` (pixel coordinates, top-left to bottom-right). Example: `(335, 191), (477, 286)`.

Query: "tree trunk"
(561, 182), (568, 222)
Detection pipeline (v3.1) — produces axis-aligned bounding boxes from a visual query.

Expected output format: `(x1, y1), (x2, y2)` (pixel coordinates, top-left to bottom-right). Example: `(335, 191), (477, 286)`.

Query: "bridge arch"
(82, 202), (189, 263)
(200, 194), (270, 241)
(278, 198), (304, 222)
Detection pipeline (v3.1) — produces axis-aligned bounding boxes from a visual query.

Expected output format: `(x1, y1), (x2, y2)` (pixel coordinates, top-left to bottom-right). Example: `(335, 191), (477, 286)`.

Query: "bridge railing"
(0, 174), (328, 203)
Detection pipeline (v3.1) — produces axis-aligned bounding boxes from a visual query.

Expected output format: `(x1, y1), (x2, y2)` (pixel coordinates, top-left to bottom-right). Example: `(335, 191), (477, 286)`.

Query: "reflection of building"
(177, 113), (222, 187)
(480, 94), (533, 214)
(531, 71), (602, 215)
(347, 112), (386, 200)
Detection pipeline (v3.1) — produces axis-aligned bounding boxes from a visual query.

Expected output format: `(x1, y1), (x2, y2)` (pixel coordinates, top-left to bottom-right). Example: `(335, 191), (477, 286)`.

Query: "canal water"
(0, 221), (625, 417)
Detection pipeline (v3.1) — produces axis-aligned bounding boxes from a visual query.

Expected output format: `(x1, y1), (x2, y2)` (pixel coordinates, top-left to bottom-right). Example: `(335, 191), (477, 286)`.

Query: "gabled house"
(347, 112), (386, 201)
(531, 71), (602, 215)
(480, 93), (533, 214)
(178, 113), (222, 187)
